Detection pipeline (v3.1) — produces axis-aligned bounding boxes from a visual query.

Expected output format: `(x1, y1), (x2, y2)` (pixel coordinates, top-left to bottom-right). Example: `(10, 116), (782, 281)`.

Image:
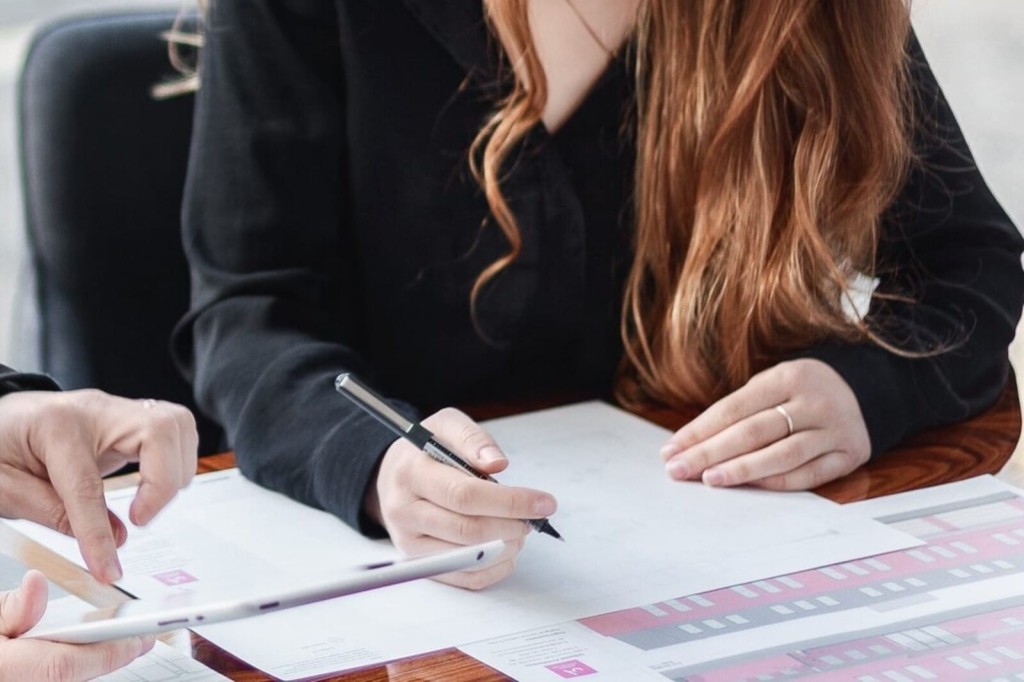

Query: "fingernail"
(137, 634), (157, 653)
(703, 469), (725, 487)
(533, 495), (556, 517)
(133, 508), (152, 528)
(666, 459), (689, 480)
(479, 446), (506, 465)
(660, 442), (680, 459)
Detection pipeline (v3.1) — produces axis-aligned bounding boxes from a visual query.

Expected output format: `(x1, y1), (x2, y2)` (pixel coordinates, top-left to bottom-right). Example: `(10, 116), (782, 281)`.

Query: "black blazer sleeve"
(799, 35), (1024, 456)
(0, 364), (60, 397)
(173, 0), (414, 535)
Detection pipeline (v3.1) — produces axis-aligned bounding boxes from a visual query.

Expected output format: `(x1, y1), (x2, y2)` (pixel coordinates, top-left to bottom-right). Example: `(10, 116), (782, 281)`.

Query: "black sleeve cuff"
(794, 342), (911, 459)
(308, 395), (421, 538)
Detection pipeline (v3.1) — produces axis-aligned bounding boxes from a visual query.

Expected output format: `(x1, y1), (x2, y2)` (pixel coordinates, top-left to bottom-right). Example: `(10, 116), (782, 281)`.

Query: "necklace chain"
(562, 0), (616, 58)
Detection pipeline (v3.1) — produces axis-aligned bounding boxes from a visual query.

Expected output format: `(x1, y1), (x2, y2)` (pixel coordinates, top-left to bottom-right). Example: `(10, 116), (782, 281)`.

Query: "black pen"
(334, 373), (563, 541)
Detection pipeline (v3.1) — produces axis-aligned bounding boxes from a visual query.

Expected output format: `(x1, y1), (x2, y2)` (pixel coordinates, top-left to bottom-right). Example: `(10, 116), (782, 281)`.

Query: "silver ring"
(775, 404), (794, 437)
(141, 399), (157, 410)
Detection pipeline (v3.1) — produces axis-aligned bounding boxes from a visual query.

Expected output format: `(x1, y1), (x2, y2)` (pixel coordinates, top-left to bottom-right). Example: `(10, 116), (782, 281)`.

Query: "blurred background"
(0, 0), (1020, 434)
(0, 0), (191, 366)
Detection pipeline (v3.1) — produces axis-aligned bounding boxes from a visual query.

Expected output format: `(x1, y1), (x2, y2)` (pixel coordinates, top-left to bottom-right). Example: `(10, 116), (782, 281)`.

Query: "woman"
(173, 1), (1024, 589)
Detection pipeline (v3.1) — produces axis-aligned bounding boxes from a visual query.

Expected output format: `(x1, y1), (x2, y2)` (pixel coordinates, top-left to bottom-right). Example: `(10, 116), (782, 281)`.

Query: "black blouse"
(173, 0), (1024, 535)
(0, 364), (60, 397)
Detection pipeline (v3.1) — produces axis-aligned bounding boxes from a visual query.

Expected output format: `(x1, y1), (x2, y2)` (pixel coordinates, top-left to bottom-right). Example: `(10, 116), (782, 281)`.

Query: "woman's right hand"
(367, 408), (557, 590)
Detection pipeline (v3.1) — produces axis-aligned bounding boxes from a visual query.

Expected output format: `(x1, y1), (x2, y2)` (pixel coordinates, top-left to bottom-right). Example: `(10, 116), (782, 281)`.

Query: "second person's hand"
(367, 408), (557, 590)
(0, 390), (198, 583)
(0, 570), (155, 681)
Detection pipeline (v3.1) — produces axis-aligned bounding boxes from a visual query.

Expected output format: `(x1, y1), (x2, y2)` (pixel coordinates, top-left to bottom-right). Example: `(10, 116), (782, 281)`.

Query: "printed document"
(462, 475), (1024, 681)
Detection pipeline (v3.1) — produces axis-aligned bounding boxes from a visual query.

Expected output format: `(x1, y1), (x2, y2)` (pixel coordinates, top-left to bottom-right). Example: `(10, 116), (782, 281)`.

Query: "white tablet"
(24, 539), (506, 644)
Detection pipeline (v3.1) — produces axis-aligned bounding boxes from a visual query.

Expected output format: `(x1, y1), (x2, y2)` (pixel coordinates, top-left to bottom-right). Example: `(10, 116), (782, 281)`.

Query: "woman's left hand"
(660, 359), (871, 490)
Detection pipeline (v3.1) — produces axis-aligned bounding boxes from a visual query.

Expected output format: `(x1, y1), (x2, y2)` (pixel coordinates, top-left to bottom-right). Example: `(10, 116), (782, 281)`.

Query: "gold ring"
(775, 404), (794, 437)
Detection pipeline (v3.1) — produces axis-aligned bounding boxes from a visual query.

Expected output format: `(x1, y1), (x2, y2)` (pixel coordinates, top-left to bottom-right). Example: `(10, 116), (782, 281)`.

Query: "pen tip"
(530, 519), (563, 541)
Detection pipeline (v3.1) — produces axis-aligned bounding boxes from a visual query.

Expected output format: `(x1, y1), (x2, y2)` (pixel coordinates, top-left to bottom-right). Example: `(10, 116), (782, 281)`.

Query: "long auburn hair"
(471, 0), (914, 408)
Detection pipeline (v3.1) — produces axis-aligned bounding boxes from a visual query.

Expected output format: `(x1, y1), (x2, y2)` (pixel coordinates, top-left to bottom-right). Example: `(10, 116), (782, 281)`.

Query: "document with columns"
(463, 475), (1024, 681)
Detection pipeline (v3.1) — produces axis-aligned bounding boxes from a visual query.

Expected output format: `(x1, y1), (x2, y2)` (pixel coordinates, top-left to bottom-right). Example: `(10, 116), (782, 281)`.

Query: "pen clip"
(335, 374), (420, 441)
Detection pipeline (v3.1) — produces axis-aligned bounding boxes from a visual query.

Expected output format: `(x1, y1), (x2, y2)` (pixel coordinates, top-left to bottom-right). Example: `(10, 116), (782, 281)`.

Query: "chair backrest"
(19, 11), (222, 453)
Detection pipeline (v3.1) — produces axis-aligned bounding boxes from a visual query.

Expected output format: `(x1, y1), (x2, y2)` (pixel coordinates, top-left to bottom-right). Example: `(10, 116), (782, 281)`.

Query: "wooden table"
(4, 378), (1021, 681)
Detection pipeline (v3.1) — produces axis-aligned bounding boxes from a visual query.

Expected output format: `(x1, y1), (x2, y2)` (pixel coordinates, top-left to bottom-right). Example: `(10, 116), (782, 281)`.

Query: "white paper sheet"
(462, 475), (1024, 681)
(8, 402), (918, 680)
(99, 642), (228, 682)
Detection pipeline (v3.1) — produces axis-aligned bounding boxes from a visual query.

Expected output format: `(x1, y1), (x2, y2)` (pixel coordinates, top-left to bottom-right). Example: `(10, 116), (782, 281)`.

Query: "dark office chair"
(18, 11), (223, 453)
